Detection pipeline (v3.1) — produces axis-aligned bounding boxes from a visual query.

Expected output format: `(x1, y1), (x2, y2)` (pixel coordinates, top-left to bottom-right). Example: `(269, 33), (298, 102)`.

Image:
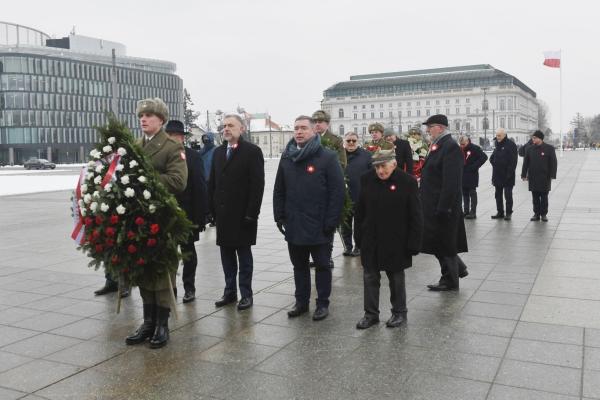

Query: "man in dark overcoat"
(165, 120), (208, 304)
(354, 150), (423, 329)
(209, 114), (265, 311)
(420, 115), (469, 291)
(459, 136), (488, 219)
(273, 115), (345, 321)
(521, 130), (557, 221)
(384, 129), (414, 175)
(341, 131), (371, 257)
(489, 128), (518, 221)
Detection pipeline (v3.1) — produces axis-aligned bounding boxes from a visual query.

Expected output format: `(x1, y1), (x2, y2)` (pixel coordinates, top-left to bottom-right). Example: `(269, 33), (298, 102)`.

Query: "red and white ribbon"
(70, 167), (87, 244)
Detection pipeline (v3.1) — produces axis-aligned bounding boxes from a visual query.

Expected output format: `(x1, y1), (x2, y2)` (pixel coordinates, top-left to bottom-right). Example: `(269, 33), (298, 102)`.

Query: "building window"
(389, 111), (393, 118)
(407, 111), (411, 117)
(500, 99), (505, 111)
(455, 121), (460, 130)
(426, 100), (430, 106)
(466, 122), (471, 131)
(407, 102), (411, 106)
(500, 117), (505, 128)
(446, 108), (450, 115)
(354, 113), (358, 120)
(445, 99), (450, 105)
(362, 113), (366, 119)
(456, 107), (460, 114)
(416, 101), (421, 106)
(339, 108), (344, 118)
(371, 104), (375, 109)
(398, 111), (402, 117)
(507, 99), (513, 110)
(371, 112), (375, 119)
(466, 98), (470, 103)
(353, 105), (357, 110)
(379, 112), (384, 118)
(508, 117), (513, 129)
(466, 107), (470, 114)
(436, 100), (440, 105)
(416, 110), (421, 117)
(389, 103), (393, 108)
(339, 125), (345, 135)
(426, 109), (431, 116)
(455, 99), (460, 104)
(362, 105), (366, 109)
(362, 126), (367, 135)
(380, 104), (383, 108)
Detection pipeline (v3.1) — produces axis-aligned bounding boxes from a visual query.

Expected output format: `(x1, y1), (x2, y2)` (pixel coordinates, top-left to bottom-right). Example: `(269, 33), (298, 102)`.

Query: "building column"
(47, 146), (52, 162)
(8, 147), (15, 165)
(80, 146), (85, 163)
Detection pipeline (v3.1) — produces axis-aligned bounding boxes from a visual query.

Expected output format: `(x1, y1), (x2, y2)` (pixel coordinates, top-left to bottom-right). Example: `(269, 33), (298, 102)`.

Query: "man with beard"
(489, 128), (518, 221)
(273, 115), (345, 321)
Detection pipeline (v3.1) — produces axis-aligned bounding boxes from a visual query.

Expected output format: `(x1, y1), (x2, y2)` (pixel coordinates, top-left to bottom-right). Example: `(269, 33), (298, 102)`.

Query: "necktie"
(226, 146), (232, 160)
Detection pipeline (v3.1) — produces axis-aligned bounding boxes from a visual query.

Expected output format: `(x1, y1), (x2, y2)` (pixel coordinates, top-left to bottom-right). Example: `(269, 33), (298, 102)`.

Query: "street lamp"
(482, 87), (489, 149)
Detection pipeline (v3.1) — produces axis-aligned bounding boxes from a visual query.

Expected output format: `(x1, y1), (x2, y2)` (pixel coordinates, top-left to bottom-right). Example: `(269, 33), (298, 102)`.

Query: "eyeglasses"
(345, 139), (357, 143)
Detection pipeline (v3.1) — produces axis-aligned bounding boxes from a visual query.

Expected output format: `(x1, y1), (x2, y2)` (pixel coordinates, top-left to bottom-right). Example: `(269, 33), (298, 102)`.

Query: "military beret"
(312, 110), (330, 123)
(532, 130), (544, 140)
(422, 114), (448, 127)
(136, 97), (169, 122)
(368, 122), (385, 133)
(371, 149), (396, 165)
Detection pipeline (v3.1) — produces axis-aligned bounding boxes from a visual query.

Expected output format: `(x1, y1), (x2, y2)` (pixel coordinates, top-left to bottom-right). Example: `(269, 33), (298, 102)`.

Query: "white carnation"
(95, 164), (104, 173)
(124, 188), (135, 198)
(117, 147), (127, 156)
(120, 175), (130, 185)
(149, 204), (156, 214)
(81, 208), (87, 216)
(108, 137), (116, 144)
(138, 176), (146, 183)
(102, 145), (112, 154)
(129, 160), (138, 168)
(90, 202), (98, 212)
(116, 204), (126, 215)
(92, 191), (100, 198)
(143, 190), (151, 200)
(78, 199), (84, 208)
(90, 149), (101, 159)
(86, 172), (94, 180)
(94, 175), (102, 185)
(100, 203), (110, 212)
(104, 183), (112, 192)
(80, 184), (88, 193)
(83, 193), (92, 204)
(116, 163), (124, 172)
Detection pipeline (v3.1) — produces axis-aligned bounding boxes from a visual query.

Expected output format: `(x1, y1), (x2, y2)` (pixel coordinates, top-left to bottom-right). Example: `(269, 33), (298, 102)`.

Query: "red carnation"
(105, 238), (115, 247)
(136, 258), (146, 265)
(150, 224), (160, 235)
(91, 229), (101, 240)
(111, 255), (120, 264)
(105, 227), (115, 237)
(127, 244), (137, 254)
(84, 217), (94, 227)
(95, 244), (103, 253)
(110, 215), (119, 225)
(127, 231), (136, 240)
(147, 238), (157, 247)
(121, 267), (129, 273)
(95, 215), (103, 225)
(135, 217), (145, 226)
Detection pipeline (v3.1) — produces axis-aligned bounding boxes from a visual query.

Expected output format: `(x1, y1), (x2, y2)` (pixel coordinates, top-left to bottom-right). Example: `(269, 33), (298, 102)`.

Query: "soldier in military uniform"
(312, 110), (347, 168)
(125, 98), (188, 349)
(364, 123), (395, 154)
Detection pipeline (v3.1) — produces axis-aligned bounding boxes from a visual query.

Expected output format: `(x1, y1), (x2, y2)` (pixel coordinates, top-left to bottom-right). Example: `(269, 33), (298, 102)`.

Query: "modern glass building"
(0, 21), (183, 164)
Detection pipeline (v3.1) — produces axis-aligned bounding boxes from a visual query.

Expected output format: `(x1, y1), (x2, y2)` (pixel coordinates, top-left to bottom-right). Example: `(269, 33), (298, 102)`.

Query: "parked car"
(23, 158), (56, 170)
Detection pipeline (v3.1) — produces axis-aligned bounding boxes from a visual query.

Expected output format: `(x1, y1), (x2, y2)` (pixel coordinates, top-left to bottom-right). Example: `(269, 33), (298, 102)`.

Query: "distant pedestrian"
(407, 127), (429, 180)
(354, 149), (423, 329)
(459, 136), (488, 219)
(273, 115), (345, 321)
(521, 130), (557, 221)
(489, 128), (518, 221)
(384, 129), (414, 175)
(364, 123), (394, 153)
(199, 133), (217, 226)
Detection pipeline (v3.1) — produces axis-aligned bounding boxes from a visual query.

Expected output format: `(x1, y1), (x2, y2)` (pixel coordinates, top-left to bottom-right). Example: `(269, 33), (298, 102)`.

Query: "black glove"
(276, 220), (286, 235)
(323, 226), (336, 236)
(198, 221), (206, 232)
(206, 213), (215, 225)
(243, 216), (256, 227)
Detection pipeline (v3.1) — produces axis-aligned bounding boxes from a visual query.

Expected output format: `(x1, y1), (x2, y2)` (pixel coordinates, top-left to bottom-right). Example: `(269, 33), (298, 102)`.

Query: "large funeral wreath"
(71, 117), (192, 286)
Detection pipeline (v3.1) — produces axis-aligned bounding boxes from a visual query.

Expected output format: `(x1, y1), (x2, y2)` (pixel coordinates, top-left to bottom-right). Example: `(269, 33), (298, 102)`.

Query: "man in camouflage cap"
(364, 123), (394, 154)
(312, 110), (347, 168)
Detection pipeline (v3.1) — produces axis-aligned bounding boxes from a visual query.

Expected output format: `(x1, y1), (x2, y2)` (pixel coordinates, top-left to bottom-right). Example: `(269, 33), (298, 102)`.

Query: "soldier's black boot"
(125, 304), (156, 345)
(149, 307), (170, 349)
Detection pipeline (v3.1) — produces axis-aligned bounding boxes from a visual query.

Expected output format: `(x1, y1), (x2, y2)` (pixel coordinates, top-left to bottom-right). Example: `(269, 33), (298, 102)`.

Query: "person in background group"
(521, 130), (558, 221)
(489, 128), (518, 221)
(407, 127), (429, 180)
(209, 115), (265, 311)
(165, 120), (208, 304)
(126, 98), (188, 349)
(354, 149), (423, 329)
(341, 131), (371, 257)
(273, 115), (345, 321)
(199, 132), (217, 227)
(419, 115), (469, 291)
(364, 123), (394, 154)
(384, 129), (414, 175)
(459, 136), (488, 219)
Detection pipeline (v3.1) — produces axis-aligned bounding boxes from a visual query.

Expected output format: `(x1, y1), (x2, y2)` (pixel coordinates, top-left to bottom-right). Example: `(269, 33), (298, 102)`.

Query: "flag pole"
(559, 49), (563, 158)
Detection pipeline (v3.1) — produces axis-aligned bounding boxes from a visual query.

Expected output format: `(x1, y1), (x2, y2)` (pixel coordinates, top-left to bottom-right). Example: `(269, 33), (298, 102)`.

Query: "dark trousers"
(494, 185), (514, 215)
(288, 242), (332, 308)
(435, 254), (468, 288)
(462, 187), (478, 214)
(363, 268), (407, 317)
(531, 191), (549, 216)
(139, 287), (172, 309)
(220, 245), (253, 299)
(340, 210), (357, 252)
(105, 273), (117, 287)
(181, 238), (197, 293)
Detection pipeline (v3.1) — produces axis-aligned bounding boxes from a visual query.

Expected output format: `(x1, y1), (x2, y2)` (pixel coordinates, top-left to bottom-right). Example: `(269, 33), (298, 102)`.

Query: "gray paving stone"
(0, 359), (81, 392)
(505, 338), (583, 368)
(514, 321), (584, 345)
(488, 384), (580, 400)
(587, 328), (600, 348)
(496, 359), (582, 396)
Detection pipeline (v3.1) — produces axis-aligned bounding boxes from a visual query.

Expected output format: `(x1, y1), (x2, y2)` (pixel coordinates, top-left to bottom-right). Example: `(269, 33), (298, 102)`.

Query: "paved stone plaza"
(0, 151), (599, 399)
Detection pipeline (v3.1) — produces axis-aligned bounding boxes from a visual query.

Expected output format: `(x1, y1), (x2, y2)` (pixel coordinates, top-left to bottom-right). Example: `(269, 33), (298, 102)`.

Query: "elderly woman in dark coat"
(355, 150), (423, 329)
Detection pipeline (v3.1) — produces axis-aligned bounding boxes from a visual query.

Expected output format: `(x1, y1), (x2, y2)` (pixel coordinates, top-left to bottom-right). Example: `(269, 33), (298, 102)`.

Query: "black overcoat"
(462, 142), (488, 189)
(273, 144), (345, 246)
(489, 137), (518, 187)
(355, 169), (423, 271)
(419, 134), (468, 256)
(345, 147), (372, 204)
(521, 143), (557, 192)
(208, 137), (265, 247)
(393, 138), (414, 175)
(176, 147), (208, 242)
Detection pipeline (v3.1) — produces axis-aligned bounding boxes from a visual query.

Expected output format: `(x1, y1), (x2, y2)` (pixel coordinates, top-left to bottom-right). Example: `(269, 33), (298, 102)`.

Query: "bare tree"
(537, 99), (550, 132)
(183, 89), (200, 130)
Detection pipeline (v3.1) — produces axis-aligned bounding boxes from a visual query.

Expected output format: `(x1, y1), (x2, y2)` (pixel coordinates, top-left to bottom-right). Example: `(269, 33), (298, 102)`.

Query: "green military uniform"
(365, 122), (394, 154)
(312, 110), (347, 168)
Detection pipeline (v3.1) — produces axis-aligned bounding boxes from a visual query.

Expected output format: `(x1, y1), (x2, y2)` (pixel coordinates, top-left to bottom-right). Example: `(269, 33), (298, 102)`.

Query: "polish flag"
(543, 51), (561, 68)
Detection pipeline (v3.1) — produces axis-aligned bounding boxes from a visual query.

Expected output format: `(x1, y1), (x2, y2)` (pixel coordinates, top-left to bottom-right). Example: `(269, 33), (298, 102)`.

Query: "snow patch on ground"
(0, 175), (79, 196)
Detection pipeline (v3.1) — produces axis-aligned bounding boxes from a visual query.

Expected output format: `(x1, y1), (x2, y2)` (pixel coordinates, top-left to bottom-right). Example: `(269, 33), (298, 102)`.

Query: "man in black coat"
(165, 120), (208, 304)
(384, 129), (414, 175)
(341, 132), (371, 257)
(354, 149), (423, 329)
(273, 115), (345, 321)
(489, 128), (518, 221)
(459, 136), (488, 219)
(209, 115), (265, 311)
(521, 130), (558, 221)
(420, 115), (469, 291)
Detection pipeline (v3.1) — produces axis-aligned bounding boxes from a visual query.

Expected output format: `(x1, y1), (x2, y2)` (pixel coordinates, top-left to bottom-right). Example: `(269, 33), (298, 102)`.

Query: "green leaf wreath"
(72, 116), (192, 287)
(320, 133), (353, 228)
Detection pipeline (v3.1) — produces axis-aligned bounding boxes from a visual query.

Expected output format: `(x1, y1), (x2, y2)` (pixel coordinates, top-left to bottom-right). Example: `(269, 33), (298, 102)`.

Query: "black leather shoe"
(386, 313), (407, 328)
(503, 214), (512, 221)
(149, 307), (170, 349)
(356, 316), (379, 329)
(94, 282), (118, 296)
(541, 215), (548, 222)
(530, 214), (540, 221)
(464, 213), (476, 219)
(125, 304), (155, 345)
(182, 291), (195, 303)
(287, 304), (309, 318)
(491, 213), (505, 219)
(427, 283), (458, 291)
(312, 307), (329, 321)
(351, 248), (361, 257)
(120, 287), (130, 298)
(215, 294), (237, 307)
(308, 261), (315, 269)
(343, 250), (353, 256)
(237, 297), (253, 310)
(459, 270), (469, 278)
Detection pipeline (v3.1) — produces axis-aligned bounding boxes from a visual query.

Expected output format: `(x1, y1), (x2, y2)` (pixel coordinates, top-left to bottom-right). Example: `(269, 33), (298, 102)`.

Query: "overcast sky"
(4, 0), (598, 132)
